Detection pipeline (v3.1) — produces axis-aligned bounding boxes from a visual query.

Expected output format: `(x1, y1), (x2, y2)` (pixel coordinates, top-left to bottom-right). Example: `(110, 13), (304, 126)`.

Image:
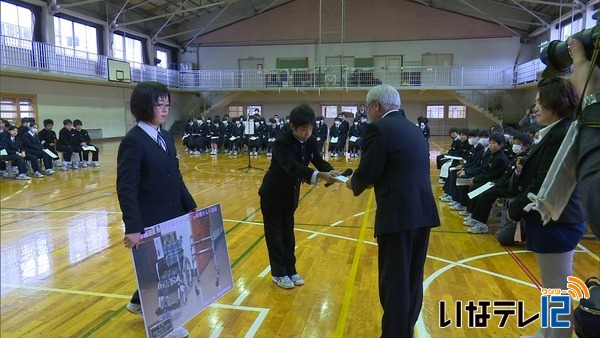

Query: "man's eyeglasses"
(155, 103), (171, 110)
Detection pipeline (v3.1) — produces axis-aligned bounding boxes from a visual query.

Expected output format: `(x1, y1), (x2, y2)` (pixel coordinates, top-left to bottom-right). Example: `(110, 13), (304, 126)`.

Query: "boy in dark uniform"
(259, 104), (340, 289)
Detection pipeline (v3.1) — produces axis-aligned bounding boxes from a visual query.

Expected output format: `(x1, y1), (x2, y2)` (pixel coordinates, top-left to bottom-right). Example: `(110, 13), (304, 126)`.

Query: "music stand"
(238, 121), (263, 173)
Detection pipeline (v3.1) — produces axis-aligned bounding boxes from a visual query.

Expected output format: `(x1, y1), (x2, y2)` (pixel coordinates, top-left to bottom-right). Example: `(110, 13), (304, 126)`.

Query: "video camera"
(540, 23), (600, 78)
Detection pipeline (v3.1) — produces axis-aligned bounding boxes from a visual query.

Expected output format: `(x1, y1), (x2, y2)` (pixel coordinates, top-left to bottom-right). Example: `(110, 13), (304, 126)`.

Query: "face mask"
(188, 122), (193, 125)
(31, 128), (38, 133)
(286, 120), (289, 124)
(468, 138), (476, 146)
(236, 122), (241, 126)
(255, 122), (260, 127)
(512, 144), (522, 154)
(223, 121), (228, 125)
(207, 120), (212, 124)
(335, 121), (341, 126)
(354, 122), (358, 126)
(479, 138), (490, 147)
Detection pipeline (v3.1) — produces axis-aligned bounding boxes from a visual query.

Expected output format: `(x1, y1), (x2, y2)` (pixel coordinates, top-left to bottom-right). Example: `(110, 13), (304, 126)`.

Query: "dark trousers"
(28, 149), (53, 169)
(261, 200), (297, 277)
(471, 186), (513, 223)
(80, 145), (99, 161)
(57, 144), (81, 161)
(377, 227), (431, 338)
(131, 290), (140, 304)
(3, 154), (28, 174)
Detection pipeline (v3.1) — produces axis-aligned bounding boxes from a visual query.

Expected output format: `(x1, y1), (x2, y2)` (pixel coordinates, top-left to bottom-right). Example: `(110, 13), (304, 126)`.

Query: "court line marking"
(1, 283), (131, 299)
(233, 290), (250, 306)
(209, 326), (223, 338)
(330, 220), (343, 227)
(306, 233), (318, 239)
(577, 242), (600, 261)
(0, 209), (122, 214)
(210, 304), (270, 338)
(335, 189), (375, 338)
(430, 141), (445, 151)
(0, 180), (31, 202)
(258, 266), (271, 278)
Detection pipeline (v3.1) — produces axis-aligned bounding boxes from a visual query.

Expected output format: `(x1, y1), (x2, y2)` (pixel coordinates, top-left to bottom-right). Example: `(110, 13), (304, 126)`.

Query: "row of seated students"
(182, 112), (369, 158)
(0, 118), (100, 180)
(436, 125), (538, 241)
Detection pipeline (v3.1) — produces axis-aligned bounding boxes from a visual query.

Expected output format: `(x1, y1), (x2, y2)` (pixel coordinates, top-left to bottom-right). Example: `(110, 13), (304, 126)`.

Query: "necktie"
(157, 130), (167, 152)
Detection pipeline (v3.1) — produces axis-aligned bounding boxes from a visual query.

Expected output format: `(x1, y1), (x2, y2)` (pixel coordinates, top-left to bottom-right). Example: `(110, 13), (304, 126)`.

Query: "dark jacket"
(576, 105), (600, 238)
(259, 131), (333, 210)
(350, 111), (440, 237)
(508, 118), (585, 225)
(472, 149), (509, 184)
(21, 132), (44, 152)
(38, 129), (57, 149)
(117, 126), (196, 234)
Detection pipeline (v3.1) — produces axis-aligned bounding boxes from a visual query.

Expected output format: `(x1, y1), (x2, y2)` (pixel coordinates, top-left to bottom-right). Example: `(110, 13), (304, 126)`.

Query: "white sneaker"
(1, 170), (8, 177)
(272, 276), (295, 289)
(91, 161), (100, 167)
(54, 160), (61, 167)
(80, 161), (88, 168)
(33, 171), (44, 178)
(467, 223), (489, 234)
(45, 168), (55, 175)
(463, 219), (478, 226)
(165, 327), (189, 338)
(290, 274), (304, 286)
(72, 162), (79, 170)
(440, 196), (453, 202)
(125, 302), (142, 315)
(459, 210), (470, 217)
(16, 173), (31, 180)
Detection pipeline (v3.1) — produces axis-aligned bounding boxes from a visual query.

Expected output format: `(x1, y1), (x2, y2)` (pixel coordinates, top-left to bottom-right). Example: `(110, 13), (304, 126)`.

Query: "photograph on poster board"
(131, 204), (233, 338)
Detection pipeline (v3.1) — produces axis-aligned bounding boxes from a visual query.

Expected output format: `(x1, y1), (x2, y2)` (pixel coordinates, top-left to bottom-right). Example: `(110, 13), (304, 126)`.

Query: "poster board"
(131, 204), (233, 338)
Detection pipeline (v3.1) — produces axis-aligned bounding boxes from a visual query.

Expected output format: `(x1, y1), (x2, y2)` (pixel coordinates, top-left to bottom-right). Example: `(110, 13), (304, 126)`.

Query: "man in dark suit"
(118, 81), (196, 338)
(345, 85), (440, 337)
(259, 104), (339, 289)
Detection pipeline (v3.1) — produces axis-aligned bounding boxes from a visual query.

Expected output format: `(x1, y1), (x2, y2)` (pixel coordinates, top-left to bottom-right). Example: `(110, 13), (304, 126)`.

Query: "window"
(54, 17), (98, 58)
(321, 105), (338, 118)
(448, 105), (466, 119)
(426, 105), (444, 119)
(228, 105), (243, 118)
(560, 18), (583, 41)
(156, 49), (168, 68)
(113, 33), (143, 64)
(0, 93), (38, 126)
(1, 1), (33, 48)
(247, 105), (261, 116)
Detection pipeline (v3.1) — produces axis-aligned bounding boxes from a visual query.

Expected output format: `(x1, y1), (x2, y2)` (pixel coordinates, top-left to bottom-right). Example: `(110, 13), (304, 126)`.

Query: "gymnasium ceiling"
(49, 0), (599, 49)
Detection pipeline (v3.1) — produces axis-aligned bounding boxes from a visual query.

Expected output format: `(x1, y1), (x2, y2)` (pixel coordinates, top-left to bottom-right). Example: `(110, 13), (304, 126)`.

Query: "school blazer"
(117, 126), (196, 234)
(508, 118), (585, 225)
(21, 132), (44, 152)
(350, 111), (440, 237)
(259, 131), (333, 210)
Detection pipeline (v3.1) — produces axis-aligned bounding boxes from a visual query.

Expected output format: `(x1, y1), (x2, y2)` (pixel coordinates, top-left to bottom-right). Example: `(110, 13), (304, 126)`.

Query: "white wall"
(183, 37), (522, 70)
(0, 75), (191, 138)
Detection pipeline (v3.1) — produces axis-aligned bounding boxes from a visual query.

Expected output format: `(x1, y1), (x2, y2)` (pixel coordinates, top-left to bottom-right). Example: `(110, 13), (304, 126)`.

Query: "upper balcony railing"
(1, 35), (541, 90)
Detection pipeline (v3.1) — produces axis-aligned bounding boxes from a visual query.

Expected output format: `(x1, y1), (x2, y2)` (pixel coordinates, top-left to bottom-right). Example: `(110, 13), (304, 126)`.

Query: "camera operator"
(519, 104), (542, 129)
(568, 38), (600, 240)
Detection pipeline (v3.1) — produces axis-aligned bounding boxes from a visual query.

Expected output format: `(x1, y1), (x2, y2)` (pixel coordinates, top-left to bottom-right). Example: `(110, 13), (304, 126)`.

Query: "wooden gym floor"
(1, 136), (598, 338)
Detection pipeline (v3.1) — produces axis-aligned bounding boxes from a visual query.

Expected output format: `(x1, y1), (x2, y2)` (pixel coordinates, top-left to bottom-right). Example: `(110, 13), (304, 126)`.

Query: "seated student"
(449, 130), (490, 212)
(436, 127), (460, 169)
(208, 116), (223, 155)
(348, 118), (362, 158)
(230, 118), (244, 156)
(440, 128), (470, 201)
(248, 118), (262, 156)
(313, 116), (327, 155)
(442, 129), (483, 206)
(189, 116), (206, 155)
(1, 126), (44, 179)
(182, 118), (194, 152)
(461, 134), (510, 234)
(73, 119), (100, 167)
(328, 117), (344, 157)
(222, 116), (234, 154)
(462, 132), (533, 243)
(266, 118), (282, 157)
(21, 122), (55, 175)
(259, 118), (269, 153)
(38, 119), (60, 167)
(57, 119), (82, 170)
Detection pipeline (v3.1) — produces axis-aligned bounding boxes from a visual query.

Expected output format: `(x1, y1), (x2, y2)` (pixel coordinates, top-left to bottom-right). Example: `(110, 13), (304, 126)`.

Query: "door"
(422, 54), (453, 86)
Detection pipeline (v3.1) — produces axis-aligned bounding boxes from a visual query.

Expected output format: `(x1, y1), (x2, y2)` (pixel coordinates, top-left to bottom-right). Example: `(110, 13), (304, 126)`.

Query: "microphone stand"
(238, 123), (263, 174)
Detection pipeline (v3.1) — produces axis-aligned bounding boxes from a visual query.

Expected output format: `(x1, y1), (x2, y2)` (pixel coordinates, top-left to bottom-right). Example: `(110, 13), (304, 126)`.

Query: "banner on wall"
(131, 204), (233, 338)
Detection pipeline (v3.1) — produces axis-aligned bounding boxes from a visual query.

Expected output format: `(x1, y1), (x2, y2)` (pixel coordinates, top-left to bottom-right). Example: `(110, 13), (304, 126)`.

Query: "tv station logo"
(439, 276), (590, 329)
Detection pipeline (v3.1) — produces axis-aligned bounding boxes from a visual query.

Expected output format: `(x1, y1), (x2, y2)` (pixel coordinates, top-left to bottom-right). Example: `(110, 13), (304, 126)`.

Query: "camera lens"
(540, 40), (572, 78)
